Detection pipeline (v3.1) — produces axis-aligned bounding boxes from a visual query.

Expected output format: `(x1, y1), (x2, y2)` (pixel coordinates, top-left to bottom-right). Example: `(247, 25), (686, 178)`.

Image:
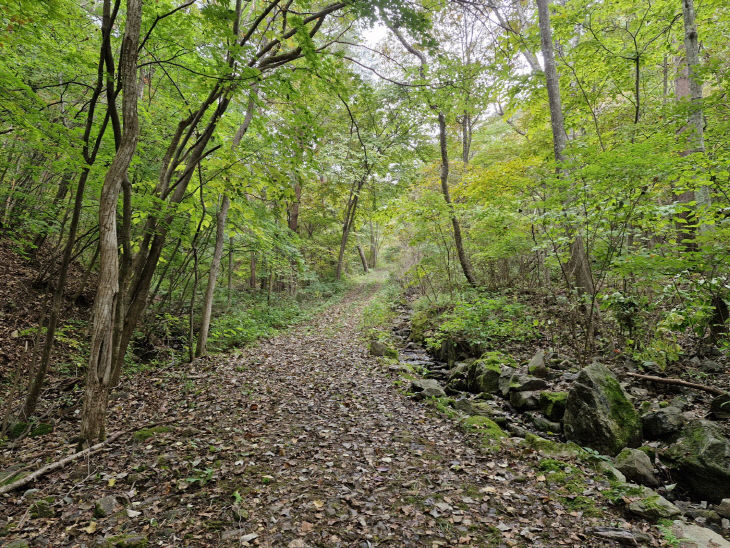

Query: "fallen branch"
(625, 372), (727, 396)
(0, 431), (124, 495)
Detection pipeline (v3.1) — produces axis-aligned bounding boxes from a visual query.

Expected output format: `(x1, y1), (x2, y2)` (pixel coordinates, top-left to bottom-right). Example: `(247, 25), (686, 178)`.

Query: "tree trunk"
(357, 245), (369, 273)
(536, 0), (567, 163)
(287, 181), (301, 233)
(438, 112), (477, 287)
(80, 0), (142, 444)
(196, 195), (230, 357)
(536, 0), (595, 297)
(249, 251), (256, 290)
(227, 236), (233, 307)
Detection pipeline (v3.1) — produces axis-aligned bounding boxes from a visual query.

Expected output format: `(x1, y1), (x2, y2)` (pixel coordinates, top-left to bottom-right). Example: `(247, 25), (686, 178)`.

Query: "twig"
(625, 372), (727, 396)
(0, 431), (124, 495)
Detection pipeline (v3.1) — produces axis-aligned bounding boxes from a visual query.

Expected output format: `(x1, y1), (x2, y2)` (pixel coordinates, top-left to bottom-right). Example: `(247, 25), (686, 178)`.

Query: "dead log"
(625, 372), (727, 396)
(0, 431), (123, 495)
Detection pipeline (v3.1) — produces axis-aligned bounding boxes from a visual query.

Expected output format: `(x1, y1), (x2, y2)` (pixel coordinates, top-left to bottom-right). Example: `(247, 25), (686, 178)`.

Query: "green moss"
(538, 458), (566, 472)
(563, 495), (601, 517)
(132, 425), (172, 442)
(462, 415), (506, 448)
(604, 375), (641, 437)
(29, 423), (53, 437)
(8, 422), (28, 440)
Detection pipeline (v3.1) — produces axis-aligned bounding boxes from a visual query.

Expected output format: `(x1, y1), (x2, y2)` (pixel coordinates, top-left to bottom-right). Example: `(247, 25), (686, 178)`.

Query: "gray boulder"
(509, 390), (541, 411)
(527, 349), (550, 379)
(369, 340), (397, 359)
(410, 379), (446, 398)
(464, 352), (515, 394)
(716, 499), (730, 519)
(669, 520), (730, 548)
(665, 420), (730, 502)
(641, 406), (685, 441)
(539, 391), (568, 421)
(614, 448), (659, 487)
(498, 372), (548, 397)
(563, 363), (641, 456)
(627, 490), (681, 521)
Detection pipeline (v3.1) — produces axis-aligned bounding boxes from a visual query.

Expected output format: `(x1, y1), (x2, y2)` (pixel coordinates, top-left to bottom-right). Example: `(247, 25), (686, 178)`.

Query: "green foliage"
(424, 292), (537, 352)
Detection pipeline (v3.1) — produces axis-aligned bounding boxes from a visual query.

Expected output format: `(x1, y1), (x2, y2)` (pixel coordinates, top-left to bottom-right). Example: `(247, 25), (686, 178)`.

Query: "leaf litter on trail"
(1, 285), (665, 546)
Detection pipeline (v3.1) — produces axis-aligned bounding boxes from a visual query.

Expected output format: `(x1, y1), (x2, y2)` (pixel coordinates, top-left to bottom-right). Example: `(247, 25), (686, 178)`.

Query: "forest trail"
(2, 282), (659, 547)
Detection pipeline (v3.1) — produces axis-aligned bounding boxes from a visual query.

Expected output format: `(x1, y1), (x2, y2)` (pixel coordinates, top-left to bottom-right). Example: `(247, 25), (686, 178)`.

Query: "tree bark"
(80, 0), (142, 443)
(536, 0), (567, 163)
(196, 194), (230, 357)
(438, 112), (477, 287)
(357, 245), (369, 273)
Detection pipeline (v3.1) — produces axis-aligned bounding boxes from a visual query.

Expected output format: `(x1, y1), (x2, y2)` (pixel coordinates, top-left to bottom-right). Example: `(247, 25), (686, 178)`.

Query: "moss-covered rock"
(540, 391), (568, 421)
(625, 486), (681, 521)
(463, 415), (507, 447)
(563, 364), (641, 456)
(664, 419), (730, 503)
(465, 352), (514, 394)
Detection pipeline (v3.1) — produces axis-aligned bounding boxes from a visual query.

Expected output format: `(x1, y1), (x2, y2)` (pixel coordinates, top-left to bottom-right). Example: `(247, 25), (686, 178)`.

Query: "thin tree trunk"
(80, 0), (142, 443)
(438, 112), (477, 287)
(196, 194), (230, 357)
(249, 251), (256, 290)
(227, 235), (234, 307)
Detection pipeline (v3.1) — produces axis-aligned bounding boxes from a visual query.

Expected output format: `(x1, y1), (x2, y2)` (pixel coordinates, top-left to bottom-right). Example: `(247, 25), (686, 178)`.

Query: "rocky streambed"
(373, 302), (730, 545)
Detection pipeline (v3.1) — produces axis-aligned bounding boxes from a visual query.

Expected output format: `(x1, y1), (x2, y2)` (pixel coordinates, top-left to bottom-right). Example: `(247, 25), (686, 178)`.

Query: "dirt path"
(1, 284), (661, 547)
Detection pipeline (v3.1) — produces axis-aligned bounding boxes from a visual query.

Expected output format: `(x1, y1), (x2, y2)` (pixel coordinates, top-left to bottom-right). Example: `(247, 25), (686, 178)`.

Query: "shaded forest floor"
(2, 282), (668, 547)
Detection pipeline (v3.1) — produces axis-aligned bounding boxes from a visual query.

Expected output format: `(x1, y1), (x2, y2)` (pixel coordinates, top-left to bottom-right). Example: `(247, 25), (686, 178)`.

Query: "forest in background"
(0, 0), (729, 449)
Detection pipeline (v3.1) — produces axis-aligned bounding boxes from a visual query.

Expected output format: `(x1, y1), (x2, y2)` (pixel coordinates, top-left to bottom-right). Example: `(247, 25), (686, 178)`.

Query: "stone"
(710, 394), (730, 420)
(615, 448), (659, 487)
(509, 374), (549, 393)
(587, 527), (648, 546)
(369, 340), (397, 359)
(665, 420), (730, 502)
(642, 406), (685, 440)
(597, 461), (626, 483)
(563, 363), (641, 456)
(627, 489), (681, 521)
(716, 499), (730, 519)
(94, 495), (119, 518)
(509, 390), (541, 411)
(410, 379), (445, 398)
(452, 398), (493, 416)
(527, 349), (550, 378)
(669, 520), (730, 548)
(530, 414), (562, 434)
(700, 360), (724, 374)
(22, 488), (41, 500)
(465, 352), (510, 394)
(539, 391), (568, 421)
